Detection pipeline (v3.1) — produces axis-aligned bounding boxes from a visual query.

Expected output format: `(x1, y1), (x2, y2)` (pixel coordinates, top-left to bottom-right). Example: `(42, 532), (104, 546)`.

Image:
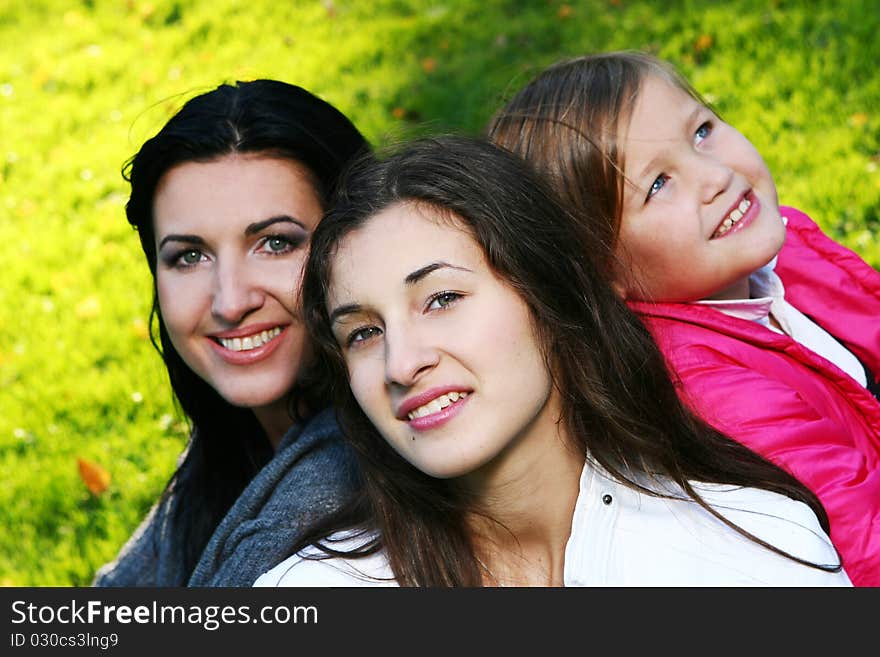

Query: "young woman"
(487, 51), (880, 586)
(255, 136), (849, 586)
(93, 80), (369, 586)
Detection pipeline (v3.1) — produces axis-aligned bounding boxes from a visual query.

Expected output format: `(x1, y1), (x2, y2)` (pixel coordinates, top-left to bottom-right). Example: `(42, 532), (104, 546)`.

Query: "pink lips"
(397, 386), (473, 432)
(207, 324), (287, 366)
(712, 192), (761, 240)
(406, 394), (471, 432)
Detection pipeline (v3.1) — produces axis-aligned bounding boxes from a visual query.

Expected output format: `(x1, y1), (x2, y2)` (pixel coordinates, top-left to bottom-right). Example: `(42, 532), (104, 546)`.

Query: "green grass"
(1, 0), (878, 585)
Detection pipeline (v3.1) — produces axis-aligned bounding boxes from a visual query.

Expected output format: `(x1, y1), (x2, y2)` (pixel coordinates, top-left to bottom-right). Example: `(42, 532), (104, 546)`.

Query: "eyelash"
(346, 325), (382, 348)
(695, 120), (712, 142)
(425, 290), (462, 311)
(344, 291), (464, 349)
(163, 234), (304, 270)
(644, 120), (714, 203)
(257, 233), (305, 255)
(165, 248), (206, 269)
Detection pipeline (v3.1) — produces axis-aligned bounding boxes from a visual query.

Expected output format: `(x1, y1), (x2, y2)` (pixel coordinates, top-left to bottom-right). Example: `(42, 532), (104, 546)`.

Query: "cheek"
(479, 300), (546, 381)
(156, 274), (199, 336)
(259, 257), (304, 314)
(347, 358), (386, 424)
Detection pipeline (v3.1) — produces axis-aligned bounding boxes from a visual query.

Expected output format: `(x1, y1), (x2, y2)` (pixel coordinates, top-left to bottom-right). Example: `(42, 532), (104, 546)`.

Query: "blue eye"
(347, 325), (382, 347)
(426, 291), (461, 311)
(647, 174), (669, 200)
(695, 121), (712, 143)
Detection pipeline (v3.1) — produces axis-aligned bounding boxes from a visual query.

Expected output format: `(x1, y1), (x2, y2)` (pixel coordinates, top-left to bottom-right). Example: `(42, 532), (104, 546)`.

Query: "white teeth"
(714, 197), (751, 237)
(407, 391), (468, 420)
(218, 326), (282, 352)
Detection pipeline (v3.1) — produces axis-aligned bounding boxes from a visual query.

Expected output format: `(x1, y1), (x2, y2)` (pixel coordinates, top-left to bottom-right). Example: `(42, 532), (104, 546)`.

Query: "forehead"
(628, 75), (699, 130)
(328, 202), (484, 301)
(153, 154), (323, 233)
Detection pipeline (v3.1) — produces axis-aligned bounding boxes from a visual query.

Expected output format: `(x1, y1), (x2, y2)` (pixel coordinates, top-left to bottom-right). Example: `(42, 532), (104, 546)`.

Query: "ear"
(610, 276), (629, 299)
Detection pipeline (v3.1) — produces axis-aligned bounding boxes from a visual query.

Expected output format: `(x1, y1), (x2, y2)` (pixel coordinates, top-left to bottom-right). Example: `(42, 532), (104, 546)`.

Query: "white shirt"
(254, 461), (851, 587)
(694, 255), (868, 388)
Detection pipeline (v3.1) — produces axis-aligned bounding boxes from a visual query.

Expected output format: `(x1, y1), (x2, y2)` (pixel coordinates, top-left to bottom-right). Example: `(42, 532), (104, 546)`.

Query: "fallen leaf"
(421, 57), (437, 73)
(78, 458), (111, 496)
(694, 33), (713, 52)
(558, 4), (573, 18)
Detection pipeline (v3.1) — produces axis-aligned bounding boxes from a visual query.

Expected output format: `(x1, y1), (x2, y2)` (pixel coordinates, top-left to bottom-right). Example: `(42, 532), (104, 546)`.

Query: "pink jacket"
(630, 207), (880, 586)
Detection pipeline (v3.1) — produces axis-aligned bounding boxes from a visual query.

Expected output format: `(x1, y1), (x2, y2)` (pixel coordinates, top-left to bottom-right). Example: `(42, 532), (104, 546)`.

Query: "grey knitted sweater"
(92, 407), (359, 587)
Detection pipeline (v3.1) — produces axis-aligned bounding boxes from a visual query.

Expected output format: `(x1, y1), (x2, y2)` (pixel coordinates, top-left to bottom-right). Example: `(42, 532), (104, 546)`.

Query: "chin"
(215, 384), (293, 412)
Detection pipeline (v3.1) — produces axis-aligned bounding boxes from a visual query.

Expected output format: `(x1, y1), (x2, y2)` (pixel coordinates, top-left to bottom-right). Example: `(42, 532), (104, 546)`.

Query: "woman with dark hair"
(93, 79), (369, 586)
(255, 136), (849, 586)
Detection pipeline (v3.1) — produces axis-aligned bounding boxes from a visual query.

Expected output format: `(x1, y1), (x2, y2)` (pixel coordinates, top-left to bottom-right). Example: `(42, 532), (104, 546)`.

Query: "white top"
(254, 461), (851, 587)
(694, 252), (868, 388)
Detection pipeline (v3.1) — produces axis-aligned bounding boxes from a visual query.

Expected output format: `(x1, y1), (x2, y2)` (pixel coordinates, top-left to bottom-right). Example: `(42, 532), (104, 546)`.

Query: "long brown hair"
(294, 135), (838, 585)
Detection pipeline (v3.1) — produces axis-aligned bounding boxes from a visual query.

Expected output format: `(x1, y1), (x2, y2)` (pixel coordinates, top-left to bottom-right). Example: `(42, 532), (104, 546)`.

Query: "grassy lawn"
(1, 0), (878, 585)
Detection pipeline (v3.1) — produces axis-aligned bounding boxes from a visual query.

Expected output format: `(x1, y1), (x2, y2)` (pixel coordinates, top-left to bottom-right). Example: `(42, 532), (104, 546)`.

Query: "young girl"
(93, 80), (368, 586)
(487, 50), (880, 586)
(255, 136), (848, 586)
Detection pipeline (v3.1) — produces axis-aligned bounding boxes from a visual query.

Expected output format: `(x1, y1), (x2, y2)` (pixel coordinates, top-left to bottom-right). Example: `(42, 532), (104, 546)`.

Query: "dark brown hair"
(295, 135), (838, 585)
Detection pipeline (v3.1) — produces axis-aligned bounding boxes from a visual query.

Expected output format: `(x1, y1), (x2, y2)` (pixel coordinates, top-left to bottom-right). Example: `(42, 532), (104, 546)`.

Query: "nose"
(696, 155), (733, 204)
(210, 257), (264, 324)
(383, 324), (439, 387)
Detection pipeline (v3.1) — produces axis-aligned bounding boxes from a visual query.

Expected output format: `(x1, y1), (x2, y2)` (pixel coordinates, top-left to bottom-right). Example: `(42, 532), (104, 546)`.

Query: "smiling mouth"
(214, 327), (282, 352)
(406, 391), (469, 420)
(712, 196), (752, 238)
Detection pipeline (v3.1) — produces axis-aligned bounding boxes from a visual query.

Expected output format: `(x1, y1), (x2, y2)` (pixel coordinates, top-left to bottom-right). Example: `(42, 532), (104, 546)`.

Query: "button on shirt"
(255, 460), (850, 587)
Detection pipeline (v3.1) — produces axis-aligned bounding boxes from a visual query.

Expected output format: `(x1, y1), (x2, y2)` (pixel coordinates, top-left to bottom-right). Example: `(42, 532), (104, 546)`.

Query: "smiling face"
(613, 75), (786, 302)
(153, 154), (323, 438)
(327, 202), (562, 480)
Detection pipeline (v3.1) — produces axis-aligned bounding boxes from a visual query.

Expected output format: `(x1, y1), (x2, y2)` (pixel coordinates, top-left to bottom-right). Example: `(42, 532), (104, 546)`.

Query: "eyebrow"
(328, 261), (473, 325)
(404, 261), (471, 285)
(158, 215), (307, 250)
(244, 215), (307, 236)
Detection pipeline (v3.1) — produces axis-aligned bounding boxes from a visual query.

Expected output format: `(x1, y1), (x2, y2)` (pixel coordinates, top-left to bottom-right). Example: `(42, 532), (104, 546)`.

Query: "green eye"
(427, 291), (462, 311)
(181, 250), (201, 264)
(267, 237), (290, 252)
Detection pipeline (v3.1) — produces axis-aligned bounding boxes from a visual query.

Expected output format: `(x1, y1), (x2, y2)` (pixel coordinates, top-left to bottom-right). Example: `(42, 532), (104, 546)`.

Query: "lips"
(216, 326), (282, 352)
(207, 323), (289, 365)
(396, 386), (472, 420)
(711, 191), (757, 239)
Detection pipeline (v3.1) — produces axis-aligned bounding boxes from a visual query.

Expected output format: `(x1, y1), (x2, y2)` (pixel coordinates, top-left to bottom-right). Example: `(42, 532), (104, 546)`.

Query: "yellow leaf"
(78, 458), (111, 496)
(850, 112), (869, 127)
(75, 295), (101, 319)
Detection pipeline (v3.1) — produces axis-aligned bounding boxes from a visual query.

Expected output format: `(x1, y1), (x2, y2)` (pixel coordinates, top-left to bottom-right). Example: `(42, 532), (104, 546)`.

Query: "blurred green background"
(1, 0), (878, 586)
